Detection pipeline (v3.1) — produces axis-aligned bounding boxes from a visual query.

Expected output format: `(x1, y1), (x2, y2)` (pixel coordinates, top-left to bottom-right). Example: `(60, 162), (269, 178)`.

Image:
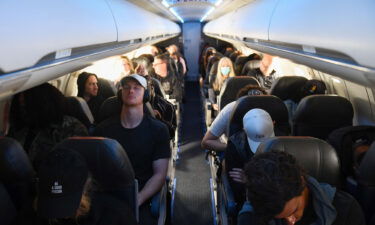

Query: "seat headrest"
(64, 96), (94, 127)
(0, 137), (34, 184)
(97, 78), (116, 100)
(293, 95), (353, 139)
(219, 76), (260, 110)
(228, 95), (290, 136)
(0, 182), (17, 225)
(97, 96), (121, 124)
(242, 60), (261, 76)
(257, 137), (342, 186)
(55, 137), (135, 190)
(358, 142), (375, 186)
(327, 125), (375, 177)
(270, 76), (308, 102)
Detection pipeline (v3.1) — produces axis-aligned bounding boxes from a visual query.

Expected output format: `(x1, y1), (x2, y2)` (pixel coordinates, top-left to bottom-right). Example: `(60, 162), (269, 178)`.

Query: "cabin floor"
(172, 81), (213, 225)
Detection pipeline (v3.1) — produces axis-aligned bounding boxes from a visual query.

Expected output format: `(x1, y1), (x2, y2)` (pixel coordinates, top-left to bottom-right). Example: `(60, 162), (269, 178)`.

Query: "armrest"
(150, 181), (167, 225)
(221, 172), (237, 217)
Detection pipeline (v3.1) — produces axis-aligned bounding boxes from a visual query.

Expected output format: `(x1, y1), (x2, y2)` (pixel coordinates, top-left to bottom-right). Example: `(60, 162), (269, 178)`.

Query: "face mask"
(220, 67), (231, 76)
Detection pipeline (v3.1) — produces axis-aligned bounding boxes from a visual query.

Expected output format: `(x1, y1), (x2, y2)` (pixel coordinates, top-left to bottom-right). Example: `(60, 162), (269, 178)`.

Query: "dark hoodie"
(238, 176), (365, 225)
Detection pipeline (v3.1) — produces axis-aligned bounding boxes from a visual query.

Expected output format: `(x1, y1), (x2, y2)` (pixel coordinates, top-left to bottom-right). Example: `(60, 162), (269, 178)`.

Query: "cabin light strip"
(200, 6), (215, 22)
(169, 7), (184, 23)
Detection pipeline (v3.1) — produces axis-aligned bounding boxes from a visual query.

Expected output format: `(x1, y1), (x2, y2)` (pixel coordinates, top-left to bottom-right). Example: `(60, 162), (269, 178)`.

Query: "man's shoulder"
(145, 115), (169, 132)
(95, 116), (120, 130)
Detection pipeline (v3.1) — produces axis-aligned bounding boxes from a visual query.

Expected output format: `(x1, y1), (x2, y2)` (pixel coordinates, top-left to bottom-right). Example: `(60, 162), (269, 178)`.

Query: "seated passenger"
(201, 85), (267, 152)
(209, 57), (236, 111)
(121, 56), (135, 77)
(153, 53), (183, 102)
(239, 151), (366, 225)
(247, 54), (276, 89)
(77, 72), (105, 122)
(37, 148), (137, 225)
(167, 44), (187, 77)
(225, 108), (274, 206)
(94, 74), (171, 225)
(8, 83), (88, 169)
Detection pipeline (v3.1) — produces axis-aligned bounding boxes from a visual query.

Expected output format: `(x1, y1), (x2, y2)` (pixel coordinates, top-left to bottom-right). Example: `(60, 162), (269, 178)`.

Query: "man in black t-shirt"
(94, 74), (171, 225)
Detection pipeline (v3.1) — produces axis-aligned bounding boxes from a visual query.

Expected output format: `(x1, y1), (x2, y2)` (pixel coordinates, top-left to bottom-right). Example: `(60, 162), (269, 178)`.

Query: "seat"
(229, 51), (240, 63)
(218, 76), (260, 110)
(234, 56), (251, 75)
(257, 136), (342, 186)
(151, 78), (167, 99)
(270, 76), (308, 102)
(0, 137), (35, 224)
(64, 96), (94, 130)
(206, 54), (221, 79)
(228, 95), (290, 137)
(55, 137), (139, 220)
(292, 95), (354, 140)
(0, 182), (17, 225)
(353, 142), (375, 222)
(97, 77), (116, 100)
(97, 94), (155, 124)
(241, 60), (261, 76)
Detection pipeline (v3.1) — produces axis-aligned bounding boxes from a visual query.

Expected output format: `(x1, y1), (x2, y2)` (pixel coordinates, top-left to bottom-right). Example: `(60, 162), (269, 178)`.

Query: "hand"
(212, 104), (219, 111)
(137, 193), (145, 207)
(153, 109), (162, 119)
(229, 168), (246, 183)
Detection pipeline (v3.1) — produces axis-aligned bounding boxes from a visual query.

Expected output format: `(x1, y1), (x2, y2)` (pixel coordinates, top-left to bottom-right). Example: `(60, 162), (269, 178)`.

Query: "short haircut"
(236, 84), (267, 98)
(244, 151), (306, 224)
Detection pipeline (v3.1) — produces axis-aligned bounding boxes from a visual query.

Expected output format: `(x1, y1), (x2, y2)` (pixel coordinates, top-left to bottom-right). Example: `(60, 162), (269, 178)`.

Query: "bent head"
(244, 151), (307, 225)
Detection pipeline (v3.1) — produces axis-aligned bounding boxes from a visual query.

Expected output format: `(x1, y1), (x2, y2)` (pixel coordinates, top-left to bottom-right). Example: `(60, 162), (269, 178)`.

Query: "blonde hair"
(213, 57), (235, 92)
(121, 56), (135, 75)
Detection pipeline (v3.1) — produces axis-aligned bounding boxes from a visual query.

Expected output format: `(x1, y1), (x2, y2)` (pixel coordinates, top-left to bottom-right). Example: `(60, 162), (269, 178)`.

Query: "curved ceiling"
(126, 0), (255, 23)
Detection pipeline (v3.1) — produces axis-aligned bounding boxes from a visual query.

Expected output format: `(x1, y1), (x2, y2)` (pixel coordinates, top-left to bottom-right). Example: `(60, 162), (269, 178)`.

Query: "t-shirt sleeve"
(153, 123), (171, 160)
(209, 101), (235, 137)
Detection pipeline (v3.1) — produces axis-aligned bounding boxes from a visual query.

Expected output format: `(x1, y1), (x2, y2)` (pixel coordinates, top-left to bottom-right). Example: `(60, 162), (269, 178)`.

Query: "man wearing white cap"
(94, 74), (171, 225)
(225, 108), (275, 207)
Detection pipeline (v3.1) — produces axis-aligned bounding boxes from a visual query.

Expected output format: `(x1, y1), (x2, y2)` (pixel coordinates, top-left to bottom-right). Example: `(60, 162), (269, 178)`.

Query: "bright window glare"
(83, 57), (123, 82)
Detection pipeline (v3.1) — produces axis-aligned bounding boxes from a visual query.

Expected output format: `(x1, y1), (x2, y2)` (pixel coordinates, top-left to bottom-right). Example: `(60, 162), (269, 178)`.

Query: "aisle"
(172, 81), (213, 225)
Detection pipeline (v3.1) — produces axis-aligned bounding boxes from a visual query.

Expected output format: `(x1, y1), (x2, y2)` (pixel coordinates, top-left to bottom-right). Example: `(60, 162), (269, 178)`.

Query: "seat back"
(206, 54), (221, 78)
(229, 51), (240, 63)
(64, 96), (94, 129)
(0, 182), (17, 225)
(357, 143), (375, 221)
(293, 95), (354, 140)
(270, 76), (308, 102)
(0, 137), (34, 214)
(327, 125), (375, 178)
(97, 78), (116, 100)
(228, 95), (290, 137)
(56, 137), (138, 218)
(218, 76), (260, 110)
(257, 136), (342, 186)
(234, 56), (251, 75)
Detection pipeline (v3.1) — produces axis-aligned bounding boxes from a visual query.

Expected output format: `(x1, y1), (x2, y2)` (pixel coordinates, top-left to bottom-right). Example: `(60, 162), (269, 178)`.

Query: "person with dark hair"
(8, 83), (88, 169)
(201, 85), (267, 152)
(37, 148), (137, 225)
(153, 53), (182, 102)
(77, 72), (105, 122)
(239, 151), (366, 225)
(94, 74), (171, 225)
(225, 109), (275, 207)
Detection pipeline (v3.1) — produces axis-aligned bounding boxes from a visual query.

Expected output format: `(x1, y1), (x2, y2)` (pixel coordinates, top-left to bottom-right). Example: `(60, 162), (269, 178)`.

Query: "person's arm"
(201, 131), (226, 152)
(138, 158), (169, 206)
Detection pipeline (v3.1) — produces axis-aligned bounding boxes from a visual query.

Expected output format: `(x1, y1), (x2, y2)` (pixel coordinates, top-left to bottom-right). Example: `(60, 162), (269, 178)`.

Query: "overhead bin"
(0, 0), (180, 100)
(203, 0), (278, 41)
(203, 0), (375, 87)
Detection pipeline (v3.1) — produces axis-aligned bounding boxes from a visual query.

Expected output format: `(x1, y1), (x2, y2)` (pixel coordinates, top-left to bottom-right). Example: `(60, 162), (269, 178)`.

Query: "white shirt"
(209, 101), (236, 137)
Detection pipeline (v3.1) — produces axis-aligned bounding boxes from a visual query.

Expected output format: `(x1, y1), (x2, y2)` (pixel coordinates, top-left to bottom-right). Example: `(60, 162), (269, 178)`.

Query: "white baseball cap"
(243, 108), (275, 153)
(120, 74), (147, 89)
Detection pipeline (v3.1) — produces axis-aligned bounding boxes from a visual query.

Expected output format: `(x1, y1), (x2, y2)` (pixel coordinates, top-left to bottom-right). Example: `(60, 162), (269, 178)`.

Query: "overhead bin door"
(107, 0), (180, 43)
(268, 0), (375, 69)
(0, 0), (117, 73)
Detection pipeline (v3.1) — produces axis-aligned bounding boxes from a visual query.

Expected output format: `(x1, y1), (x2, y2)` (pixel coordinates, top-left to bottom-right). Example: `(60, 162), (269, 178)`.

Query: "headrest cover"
(0, 137), (34, 183)
(228, 95), (290, 136)
(270, 76), (308, 102)
(55, 137), (135, 190)
(257, 137), (341, 186)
